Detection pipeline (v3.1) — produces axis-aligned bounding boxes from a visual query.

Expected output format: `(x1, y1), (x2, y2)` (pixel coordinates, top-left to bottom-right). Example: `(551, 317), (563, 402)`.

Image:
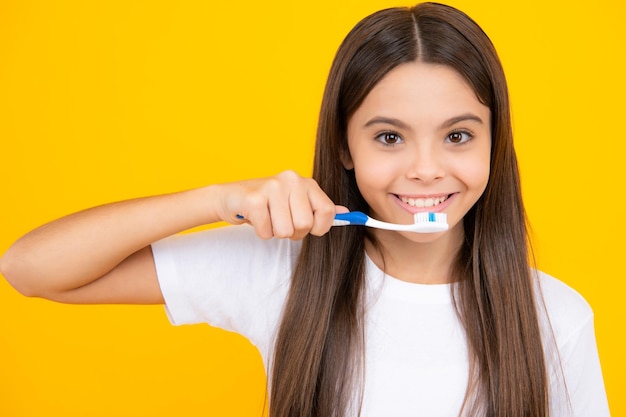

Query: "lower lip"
(393, 193), (458, 214)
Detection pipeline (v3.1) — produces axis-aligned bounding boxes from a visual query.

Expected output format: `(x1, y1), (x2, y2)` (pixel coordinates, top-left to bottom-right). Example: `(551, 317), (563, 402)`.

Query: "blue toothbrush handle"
(333, 211), (369, 226)
(238, 212), (369, 226)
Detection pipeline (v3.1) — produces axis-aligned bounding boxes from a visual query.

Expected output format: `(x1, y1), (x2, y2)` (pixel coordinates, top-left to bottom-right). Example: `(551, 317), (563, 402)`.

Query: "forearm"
(0, 185), (220, 297)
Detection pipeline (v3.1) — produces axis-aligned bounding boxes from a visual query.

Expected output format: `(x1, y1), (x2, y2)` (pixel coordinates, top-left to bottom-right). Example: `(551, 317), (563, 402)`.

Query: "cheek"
(354, 161), (392, 190)
(351, 154), (400, 198)
(454, 152), (491, 193)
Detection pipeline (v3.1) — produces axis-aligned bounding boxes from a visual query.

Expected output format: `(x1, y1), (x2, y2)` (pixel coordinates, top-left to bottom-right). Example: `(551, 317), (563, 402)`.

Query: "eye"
(445, 130), (473, 144)
(375, 131), (404, 146)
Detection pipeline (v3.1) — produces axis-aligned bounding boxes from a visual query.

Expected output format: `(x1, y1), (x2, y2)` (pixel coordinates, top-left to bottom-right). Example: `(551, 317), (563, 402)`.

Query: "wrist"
(182, 184), (224, 226)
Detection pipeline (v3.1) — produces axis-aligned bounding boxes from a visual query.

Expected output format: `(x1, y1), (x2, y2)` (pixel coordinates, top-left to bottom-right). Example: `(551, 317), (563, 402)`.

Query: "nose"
(405, 144), (445, 183)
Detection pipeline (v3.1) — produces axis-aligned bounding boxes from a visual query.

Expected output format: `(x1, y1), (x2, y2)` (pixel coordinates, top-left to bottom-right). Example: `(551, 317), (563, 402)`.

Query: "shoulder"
(151, 225), (302, 360)
(533, 270), (594, 344)
(534, 271), (610, 416)
(151, 224), (302, 309)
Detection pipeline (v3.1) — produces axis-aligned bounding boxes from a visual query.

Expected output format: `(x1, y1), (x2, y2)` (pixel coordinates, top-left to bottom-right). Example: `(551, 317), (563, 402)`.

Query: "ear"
(340, 147), (354, 170)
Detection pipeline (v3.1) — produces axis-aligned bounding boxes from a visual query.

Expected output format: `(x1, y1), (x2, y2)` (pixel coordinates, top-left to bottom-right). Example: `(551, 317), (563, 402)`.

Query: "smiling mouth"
(398, 194), (451, 208)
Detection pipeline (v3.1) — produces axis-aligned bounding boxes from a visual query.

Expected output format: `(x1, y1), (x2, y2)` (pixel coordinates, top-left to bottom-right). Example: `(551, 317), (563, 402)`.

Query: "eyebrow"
(363, 113), (484, 130)
(440, 113), (484, 129)
(363, 116), (410, 130)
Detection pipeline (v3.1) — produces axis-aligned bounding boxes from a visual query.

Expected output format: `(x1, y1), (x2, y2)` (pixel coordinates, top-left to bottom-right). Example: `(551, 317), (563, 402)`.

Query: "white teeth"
(400, 195), (448, 208)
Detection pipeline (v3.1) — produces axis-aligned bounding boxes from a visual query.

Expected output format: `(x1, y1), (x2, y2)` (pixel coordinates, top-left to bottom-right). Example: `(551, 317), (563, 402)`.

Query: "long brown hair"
(270, 3), (548, 416)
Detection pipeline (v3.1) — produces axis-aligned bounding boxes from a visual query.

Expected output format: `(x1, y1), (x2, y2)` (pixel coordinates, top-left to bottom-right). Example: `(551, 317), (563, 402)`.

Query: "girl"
(0, 3), (609, 416)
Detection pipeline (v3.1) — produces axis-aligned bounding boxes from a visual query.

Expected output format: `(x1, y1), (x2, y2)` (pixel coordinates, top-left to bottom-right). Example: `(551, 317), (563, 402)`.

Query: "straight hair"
(270, 3), (548, 416)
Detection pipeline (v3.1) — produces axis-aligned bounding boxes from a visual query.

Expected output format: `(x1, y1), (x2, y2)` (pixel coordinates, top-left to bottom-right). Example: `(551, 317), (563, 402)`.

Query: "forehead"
(351, 61), (489, 127)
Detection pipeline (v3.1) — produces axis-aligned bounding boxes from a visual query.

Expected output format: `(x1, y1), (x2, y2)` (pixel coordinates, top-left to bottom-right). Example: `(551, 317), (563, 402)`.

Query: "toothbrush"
(332, 211), (448, 233)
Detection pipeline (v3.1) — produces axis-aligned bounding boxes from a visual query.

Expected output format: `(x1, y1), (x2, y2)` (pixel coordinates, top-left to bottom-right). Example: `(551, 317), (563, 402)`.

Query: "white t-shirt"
(151, 225), (610, 416)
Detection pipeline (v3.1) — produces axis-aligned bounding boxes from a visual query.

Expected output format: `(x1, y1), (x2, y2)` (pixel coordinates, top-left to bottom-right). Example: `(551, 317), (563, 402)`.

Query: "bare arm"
(0, 171), (340, 304)
(0, 187), (218, 304)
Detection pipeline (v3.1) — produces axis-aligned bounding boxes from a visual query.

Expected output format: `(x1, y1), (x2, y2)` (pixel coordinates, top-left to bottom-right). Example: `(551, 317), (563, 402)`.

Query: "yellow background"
(0, 0), (624, 415)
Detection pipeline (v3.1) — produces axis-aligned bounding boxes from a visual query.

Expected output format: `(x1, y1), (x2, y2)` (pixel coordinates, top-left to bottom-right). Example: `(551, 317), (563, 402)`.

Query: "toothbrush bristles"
(414, 212), (447, 224)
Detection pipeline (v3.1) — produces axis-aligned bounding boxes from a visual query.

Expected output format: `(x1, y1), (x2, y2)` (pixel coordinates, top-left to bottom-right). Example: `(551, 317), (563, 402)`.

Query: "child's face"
(344, 61), (491, 242)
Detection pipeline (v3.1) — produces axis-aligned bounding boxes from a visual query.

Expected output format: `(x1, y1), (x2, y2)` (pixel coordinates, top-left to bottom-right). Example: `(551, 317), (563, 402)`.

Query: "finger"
(288, 189), (315, 240)
(243, 194), (275, 240)
(267, 190), (295, 239)
(308, 187), (339, 236)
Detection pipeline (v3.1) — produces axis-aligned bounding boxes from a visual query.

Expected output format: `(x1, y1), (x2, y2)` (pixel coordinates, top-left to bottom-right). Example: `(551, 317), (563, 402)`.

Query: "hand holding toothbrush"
(215, 170), (348, 241)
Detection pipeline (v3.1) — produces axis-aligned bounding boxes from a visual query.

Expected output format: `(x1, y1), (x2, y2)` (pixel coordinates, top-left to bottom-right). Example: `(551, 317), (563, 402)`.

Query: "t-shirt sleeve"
(537, 272), (610, 416)
(151, 224), (298, 360)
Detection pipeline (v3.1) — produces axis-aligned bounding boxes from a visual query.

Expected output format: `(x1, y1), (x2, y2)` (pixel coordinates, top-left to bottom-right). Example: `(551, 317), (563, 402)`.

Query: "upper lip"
(395, 193), (455, 209)
(395, 193), (452, 199)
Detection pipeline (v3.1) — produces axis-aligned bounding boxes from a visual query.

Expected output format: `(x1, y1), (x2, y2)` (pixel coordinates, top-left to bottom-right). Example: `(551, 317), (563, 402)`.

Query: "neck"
(365, 222), (464, 284)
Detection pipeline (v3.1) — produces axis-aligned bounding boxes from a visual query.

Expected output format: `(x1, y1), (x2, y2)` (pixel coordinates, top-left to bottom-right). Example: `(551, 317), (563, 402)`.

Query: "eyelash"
(445, 129), (474, 145)
(374, 129), (474, 146)
(374, 131), (404, 146)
